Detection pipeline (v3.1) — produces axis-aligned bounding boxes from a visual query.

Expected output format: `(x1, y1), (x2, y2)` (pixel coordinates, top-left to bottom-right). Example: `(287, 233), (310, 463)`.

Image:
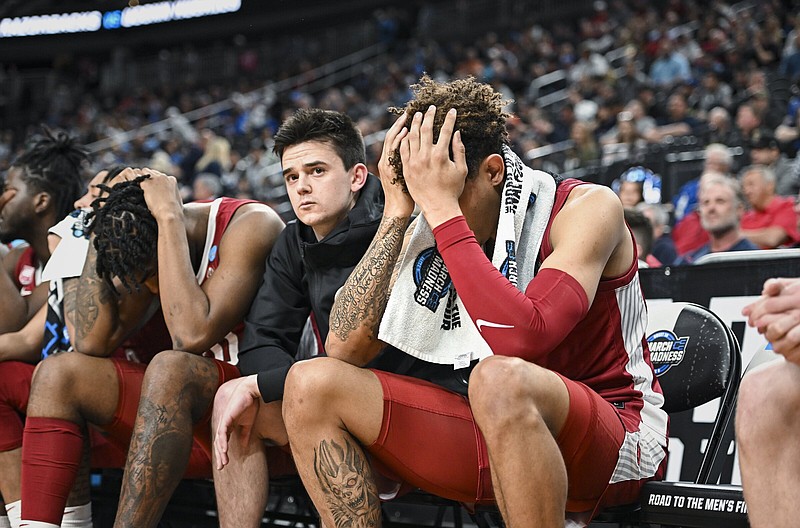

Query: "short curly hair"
(389, 75), (511, 189)
(88, 174), (158, 294)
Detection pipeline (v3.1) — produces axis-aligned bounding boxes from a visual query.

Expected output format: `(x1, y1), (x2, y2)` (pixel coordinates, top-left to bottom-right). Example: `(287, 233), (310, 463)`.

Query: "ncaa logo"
(412, 247), (452, 312)
(647, 330), (689, 376)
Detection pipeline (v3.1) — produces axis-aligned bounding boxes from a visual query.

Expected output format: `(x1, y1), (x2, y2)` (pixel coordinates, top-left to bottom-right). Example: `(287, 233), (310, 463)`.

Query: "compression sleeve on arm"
(433, 215), (589, 362)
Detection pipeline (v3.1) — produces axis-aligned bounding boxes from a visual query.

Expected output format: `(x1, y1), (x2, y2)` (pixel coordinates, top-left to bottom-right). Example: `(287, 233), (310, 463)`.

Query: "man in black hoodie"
(211, 108), (384, 527)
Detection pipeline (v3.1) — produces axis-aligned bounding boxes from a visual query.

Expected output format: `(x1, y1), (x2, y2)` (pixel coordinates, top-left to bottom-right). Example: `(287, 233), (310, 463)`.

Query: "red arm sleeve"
(433, 215), (589, 363)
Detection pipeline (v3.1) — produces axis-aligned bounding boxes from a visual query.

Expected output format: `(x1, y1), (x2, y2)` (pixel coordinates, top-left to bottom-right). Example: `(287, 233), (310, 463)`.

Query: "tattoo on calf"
(329, 215), (407, 341)
(116, 358), (219, 526)
(314, 438), (381, 528)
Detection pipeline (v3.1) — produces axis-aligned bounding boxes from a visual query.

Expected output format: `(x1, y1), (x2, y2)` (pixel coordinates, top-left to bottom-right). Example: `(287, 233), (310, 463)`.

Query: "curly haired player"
(279, 76), (667, 528)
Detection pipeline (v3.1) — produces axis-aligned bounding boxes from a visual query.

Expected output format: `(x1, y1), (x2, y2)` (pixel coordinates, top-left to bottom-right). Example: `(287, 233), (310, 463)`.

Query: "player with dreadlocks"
(0, 128), (87, 528)
(0, 166), (135, 528)
(89, 175), (160, 294)
(0, 127), (87, 333)
(19, 167), (284, 528)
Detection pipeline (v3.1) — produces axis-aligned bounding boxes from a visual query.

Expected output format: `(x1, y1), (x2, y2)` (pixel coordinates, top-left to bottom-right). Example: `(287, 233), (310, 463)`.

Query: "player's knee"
(738, 361), (799, 438)
(144, 350), (200, 389)
(30, 352), (87, 398)
(470, 356), (542, 427)
(283, 357), (341, 426)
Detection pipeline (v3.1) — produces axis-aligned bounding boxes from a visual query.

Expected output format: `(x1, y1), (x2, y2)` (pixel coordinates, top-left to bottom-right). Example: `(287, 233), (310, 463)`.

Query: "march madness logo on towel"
(413, 247), (452, 312)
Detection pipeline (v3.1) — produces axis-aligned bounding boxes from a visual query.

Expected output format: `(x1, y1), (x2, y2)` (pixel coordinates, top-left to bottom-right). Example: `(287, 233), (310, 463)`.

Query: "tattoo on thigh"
(314, 438), (381, 528)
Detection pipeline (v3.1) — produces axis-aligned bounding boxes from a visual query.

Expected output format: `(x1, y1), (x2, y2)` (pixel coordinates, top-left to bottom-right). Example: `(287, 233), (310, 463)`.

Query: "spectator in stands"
(0, 129), (87, 334)
(192, 172), (223, 201)
(775, 93), (800, 155)
(740, 164), (800, 248)
(194, 136), (233, 179)
(280, 75), (667, 528)
(688, 71), (733, 117)
(612, 165), (661, 209)
(624, 207), (660, 267)
(614, 58), (649, 104)
(649, 39), (692, 88)
(601, 100), (656, 147)
(744, 70), (786, 130)
(748, 132), (799, 197)
(780, 29), (800, 82)
(705, 106), (736, 146)
(564, 120), (599, 170)
(600, 110), (647, 164)
(615, 170), (644, 208)
(637, 202), (679, 265)
(730, 102), (763, 157)
(208, 109), (384, 527)
(18, 169), (284, 528)
(738, 274), (800, 528)
(148, 139), (182, 179)
(644, 92), (703, 142)
(674, 175), (757, 265)
(568, 43), (610, 84)
(670, 141), (733, 248)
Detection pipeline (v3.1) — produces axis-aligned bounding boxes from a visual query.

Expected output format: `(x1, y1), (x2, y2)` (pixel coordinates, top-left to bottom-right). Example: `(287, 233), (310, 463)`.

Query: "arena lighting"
(0, 11), (103, 37)
(0, 0), (241, 38)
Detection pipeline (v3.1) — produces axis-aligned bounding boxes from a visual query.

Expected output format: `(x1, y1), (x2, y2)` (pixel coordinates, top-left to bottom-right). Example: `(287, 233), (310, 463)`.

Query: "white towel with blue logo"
(378, 146), (556, 366)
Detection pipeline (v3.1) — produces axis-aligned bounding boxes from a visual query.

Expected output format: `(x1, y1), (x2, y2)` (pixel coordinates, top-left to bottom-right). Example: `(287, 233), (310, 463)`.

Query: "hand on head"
(126, 167), (183, 220)
(378, 113), (414, 217)
(398, 105), (467, 228)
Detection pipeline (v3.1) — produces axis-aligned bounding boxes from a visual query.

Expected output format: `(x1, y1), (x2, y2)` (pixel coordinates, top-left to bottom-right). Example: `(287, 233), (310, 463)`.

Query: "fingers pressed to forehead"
(437, 108), (458, 147)
(385, 113), (408, 150)
(406, 111), (423, 152)
(419, 105), (436, 146)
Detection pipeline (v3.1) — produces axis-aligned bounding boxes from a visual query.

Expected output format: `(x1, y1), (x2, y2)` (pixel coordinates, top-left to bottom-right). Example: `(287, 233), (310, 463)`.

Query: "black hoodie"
(237, 174), (384, 402)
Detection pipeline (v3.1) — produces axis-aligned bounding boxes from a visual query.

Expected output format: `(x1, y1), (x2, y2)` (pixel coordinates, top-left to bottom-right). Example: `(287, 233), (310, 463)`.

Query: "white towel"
(42, 209), (92, 281)
(378, 146), (556, 367)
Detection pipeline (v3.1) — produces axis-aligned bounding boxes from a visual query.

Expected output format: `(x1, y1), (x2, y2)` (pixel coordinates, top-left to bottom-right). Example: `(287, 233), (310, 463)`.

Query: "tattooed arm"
(325, 113), (414, 366)
(72, 242), (156, 357)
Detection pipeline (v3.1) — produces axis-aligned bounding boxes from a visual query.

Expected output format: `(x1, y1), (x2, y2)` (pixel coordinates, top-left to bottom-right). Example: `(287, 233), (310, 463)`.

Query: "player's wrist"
(152, 207), (184, 224)
(420, 202), (462, 230)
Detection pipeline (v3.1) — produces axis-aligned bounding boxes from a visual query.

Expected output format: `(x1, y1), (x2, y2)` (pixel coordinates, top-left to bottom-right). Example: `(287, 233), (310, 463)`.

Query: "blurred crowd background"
(1, 0), (799, 263)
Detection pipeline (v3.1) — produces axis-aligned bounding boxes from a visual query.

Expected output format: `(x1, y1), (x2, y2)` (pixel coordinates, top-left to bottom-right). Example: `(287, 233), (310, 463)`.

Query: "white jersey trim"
(195, 197), (222, 284)
(609, 274), (668, 484)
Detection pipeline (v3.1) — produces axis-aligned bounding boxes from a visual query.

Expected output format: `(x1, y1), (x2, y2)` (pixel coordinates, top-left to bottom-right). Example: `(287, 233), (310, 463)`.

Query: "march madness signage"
(640, 256), (800, 485)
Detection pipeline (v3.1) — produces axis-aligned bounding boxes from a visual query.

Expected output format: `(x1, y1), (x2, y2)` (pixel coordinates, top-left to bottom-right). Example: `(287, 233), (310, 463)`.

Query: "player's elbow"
(324, 336), (379, 367)
(73, 335), (110, 357)
(169, 329), (209, 355)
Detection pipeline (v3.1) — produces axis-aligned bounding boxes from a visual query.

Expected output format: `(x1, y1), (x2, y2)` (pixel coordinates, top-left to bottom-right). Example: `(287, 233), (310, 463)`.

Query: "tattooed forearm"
(330, 215), (407, 341)
(74, 247), (115, 343)
(314, 438), (381, 528)
(63, 278), (78, 325)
